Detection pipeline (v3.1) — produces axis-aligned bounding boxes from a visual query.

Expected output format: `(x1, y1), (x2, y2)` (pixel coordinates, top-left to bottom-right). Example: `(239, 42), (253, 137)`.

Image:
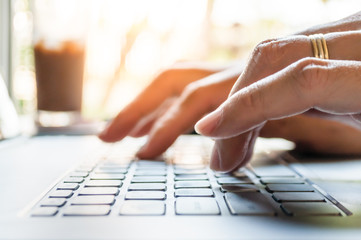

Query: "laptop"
(1, 70), (361, 240)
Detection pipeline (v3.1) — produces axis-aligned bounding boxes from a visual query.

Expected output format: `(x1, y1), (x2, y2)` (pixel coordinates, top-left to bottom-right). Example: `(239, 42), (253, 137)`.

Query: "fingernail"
(195, 109), (221, 136)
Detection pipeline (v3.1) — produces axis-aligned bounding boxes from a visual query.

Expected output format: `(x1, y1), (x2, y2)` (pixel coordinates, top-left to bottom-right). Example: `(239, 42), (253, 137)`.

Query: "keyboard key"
(173, 154), (204, 165)
(175, 198), (220, 215)
(85, 180), (122, 187)
(266, 184), (315, 193)
(49, 190), (73, 198)
(100, 163), (130, 168)
(131, 176), (166, 183)
(281, 202), (341, 216)
(63, 177), (84, 183)
(95, 168), (128, 174)
(232, 170), (250, 178)
(128, 183), (167, 191)
(174, 181), (211, 189)
(174, 175), (208, 181)
(272, 192), (325, 202)
(214, 172), (232, 178)
(69, 171), (89, 178)
(71, 196), (115, 205)
(98, 166), (129, 171)
(136, 160), (166, 167)
(250, 163), (296, 177)
(217, 177), (253, 185)
(260, 178), (305, 185)
(75, 166), (94, 172)
(125, 191), (166, 200)
(225, 192), (276, 216)
(63, 205), (110, 216)
(220, 184), (259, 193)
(174, 165), (205, 170)
(90, 173), (125, 180)
(174, 169), (207, 175)
(40, 198), (67, 207)
(79, 187), (119, 196)
(119, 201), (165, 215)
(134, 170), (167, 176)
(31, 207), (58, 217)
(57, 183), (79, 190)
(136, 167), (167, 172)
(175, 189), (214, 197)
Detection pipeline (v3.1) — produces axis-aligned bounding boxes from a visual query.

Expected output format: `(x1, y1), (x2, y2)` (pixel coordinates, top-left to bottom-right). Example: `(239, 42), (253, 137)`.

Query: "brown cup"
(34, 41), (85, 127)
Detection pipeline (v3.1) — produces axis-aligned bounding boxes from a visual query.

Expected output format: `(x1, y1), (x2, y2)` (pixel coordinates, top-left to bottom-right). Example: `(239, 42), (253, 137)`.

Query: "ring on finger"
(309, 34), (329, 59)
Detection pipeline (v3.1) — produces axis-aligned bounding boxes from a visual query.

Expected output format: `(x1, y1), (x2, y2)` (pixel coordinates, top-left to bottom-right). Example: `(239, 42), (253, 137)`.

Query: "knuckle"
(294, 58), (329, 93)
(251, 38), (283, 65)
(243, 85), (263, 109)
(235, 83), (266, 120)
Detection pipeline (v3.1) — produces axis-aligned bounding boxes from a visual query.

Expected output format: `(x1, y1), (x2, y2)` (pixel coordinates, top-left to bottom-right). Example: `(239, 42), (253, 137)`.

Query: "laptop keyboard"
(29, 136), (349, 218)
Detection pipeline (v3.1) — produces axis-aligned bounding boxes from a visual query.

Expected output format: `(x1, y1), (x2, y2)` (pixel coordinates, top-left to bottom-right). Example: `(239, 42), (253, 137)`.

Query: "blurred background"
(9, 0), (360, 125)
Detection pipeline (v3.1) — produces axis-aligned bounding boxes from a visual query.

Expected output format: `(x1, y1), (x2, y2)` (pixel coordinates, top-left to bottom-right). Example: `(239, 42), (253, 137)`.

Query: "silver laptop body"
(1, 133), (361, 240)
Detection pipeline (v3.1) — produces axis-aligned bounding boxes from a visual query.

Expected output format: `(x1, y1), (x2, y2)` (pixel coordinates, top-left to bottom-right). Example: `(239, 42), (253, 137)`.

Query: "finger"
(136, 79), (234, 159)
(136, 68), (240, 159)
(233, 127), (261, 169)
(208, 32), (361, 172)
(210, 128), (261, 172)
(99, 69), (212, 142)
(136, 98), (212, 159)
(207, 36), (312, 171)
(98, 74), (177, 142)
(128, 116), (155, 138)
(128, 97), (176, 137)
(229, 31), (361, 96)
(196, 58), (361, 138)
(229, 36), (312, 95)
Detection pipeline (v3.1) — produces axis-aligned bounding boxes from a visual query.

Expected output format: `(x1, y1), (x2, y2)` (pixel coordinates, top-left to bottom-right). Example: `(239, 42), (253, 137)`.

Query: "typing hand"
(196, 31), (361, 171)
(99, 62), (241, 158)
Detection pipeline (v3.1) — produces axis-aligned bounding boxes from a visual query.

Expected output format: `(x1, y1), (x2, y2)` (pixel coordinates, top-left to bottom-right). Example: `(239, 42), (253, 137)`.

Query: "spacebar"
(225, 192), (276, 216)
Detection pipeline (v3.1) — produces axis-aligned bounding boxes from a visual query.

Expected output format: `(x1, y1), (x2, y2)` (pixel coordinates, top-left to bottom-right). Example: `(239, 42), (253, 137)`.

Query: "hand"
(99, 62), (242, 158)
(196, 30), (361, 171)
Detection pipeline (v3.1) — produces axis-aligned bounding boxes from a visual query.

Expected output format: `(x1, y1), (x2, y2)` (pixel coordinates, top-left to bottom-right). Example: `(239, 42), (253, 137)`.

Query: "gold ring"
(309, 34), (329, 59)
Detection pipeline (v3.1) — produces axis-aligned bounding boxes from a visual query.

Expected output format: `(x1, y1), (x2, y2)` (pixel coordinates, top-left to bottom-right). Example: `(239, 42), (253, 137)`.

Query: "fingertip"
(135, 143), (157, 159)
(135, 147), (147, 159)
(97, 127), (124, 143)
(97, 133), (115, 143)
(98, 128), (110, 141)
(195, 109), (222, 136)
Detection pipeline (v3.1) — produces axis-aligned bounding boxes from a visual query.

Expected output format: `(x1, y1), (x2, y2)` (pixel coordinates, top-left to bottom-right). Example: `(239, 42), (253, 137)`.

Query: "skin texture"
(100, 11), (361, 172)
